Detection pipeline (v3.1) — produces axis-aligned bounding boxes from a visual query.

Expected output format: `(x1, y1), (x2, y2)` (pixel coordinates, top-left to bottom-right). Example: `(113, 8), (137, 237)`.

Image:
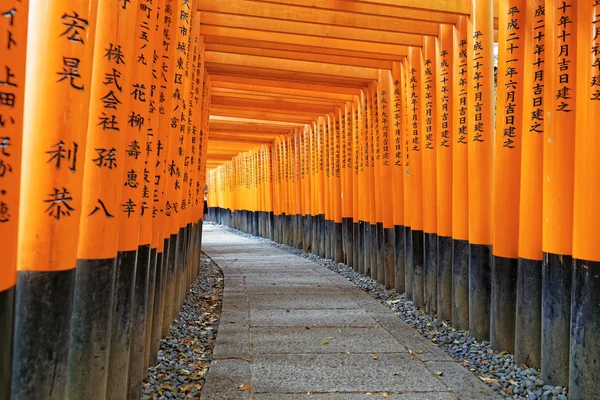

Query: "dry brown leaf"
(238, 384), (252, 391)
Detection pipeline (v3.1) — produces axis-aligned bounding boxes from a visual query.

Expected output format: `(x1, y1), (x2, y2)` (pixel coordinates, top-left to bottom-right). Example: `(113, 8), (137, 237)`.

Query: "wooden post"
(14, 0), (97, 398)
(467, 0), (494, 341)
(491, 0), (526, 354)
(436, 24), (454, 321)
(0, 0), (28, 396)
(542, 0), (577, 386)
(451, 16), (470, 331)
(422, 35), (438, 315)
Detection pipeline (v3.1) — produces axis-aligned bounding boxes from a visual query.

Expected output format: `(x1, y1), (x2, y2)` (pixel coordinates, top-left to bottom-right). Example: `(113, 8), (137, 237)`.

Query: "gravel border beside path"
(214, 223), (568, 400)
(142, 254), (224, 400)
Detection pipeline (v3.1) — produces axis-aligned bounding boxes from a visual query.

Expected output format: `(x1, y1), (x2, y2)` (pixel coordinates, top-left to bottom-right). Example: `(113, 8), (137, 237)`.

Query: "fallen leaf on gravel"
(238, 384), (252, 391)
(372, 354), (379, 360)
(435, 371), (444, 376)
(321, 339), (330, 345)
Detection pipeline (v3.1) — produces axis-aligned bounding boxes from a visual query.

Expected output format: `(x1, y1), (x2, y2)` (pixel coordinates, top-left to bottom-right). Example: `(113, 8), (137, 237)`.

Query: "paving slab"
(253, 393), (457, 400)
(250, 309), (378, 327)
(252, 353), (447, 393)
(200, 225), (499, 400)
(252, 326), (405, 354)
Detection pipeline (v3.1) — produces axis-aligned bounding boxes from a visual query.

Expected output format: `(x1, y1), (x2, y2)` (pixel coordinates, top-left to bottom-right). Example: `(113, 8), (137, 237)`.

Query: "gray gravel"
(214, 222), (569, 400)
(142, 254), (223, 399)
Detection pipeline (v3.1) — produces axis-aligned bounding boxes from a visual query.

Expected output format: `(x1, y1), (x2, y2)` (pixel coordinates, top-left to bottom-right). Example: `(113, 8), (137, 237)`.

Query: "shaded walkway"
(201, 225), (499, 400)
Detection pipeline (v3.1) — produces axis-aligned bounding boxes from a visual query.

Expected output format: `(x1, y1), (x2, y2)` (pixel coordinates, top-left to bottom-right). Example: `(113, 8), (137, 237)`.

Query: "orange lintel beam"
(210, 108), (316, 124)
(208, 135), (274, 144)
(203, 36), (404, 62)
(211, 88), (351, 105)
(251, 0), (462, 23)
(208, 131), (281, 139)
(200, 12), (426, 47)
(205, 43), (393, 69)
(199, 26), (409, 56)
(211, 81), (356, 101)
(204, 52), (380, 80)
(211, 96), (337, 115)
(209, 75), (363, 95)
(206, 64), (373, 87)
(198, 0), (440, 36)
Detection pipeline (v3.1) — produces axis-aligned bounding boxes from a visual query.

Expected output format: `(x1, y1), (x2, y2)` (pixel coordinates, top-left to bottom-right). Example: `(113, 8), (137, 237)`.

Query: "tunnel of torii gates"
(0, 0), (600, 398)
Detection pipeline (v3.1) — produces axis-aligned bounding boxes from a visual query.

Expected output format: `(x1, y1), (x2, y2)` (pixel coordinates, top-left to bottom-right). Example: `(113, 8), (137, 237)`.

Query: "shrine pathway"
(200, 225), (499, 400)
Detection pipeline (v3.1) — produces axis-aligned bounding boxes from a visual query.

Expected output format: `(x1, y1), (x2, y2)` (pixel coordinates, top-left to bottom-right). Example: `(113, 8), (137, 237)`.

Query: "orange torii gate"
(1, 0), (600, 399)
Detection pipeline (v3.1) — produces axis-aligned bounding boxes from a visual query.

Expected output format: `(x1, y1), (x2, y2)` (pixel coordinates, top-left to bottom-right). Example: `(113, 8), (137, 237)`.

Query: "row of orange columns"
(206, 1), (600, 396)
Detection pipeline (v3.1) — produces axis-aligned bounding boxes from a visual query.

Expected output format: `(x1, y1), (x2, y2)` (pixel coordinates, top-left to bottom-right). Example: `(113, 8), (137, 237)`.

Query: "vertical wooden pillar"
(14, 0), (97, 398)
(408, 46), (425, 309)
(391, 62), (406, 294)
(572, 3), (600, 395)
(436, 25), (453, 321)
(542, 0), (577, 386)
(491, 0), (526, 353)
(343, 103), (354, 267)
(357, 93), (367, 275)
(401, 60), (413, 299)
(145, 0), (169, 373)
(0, 0), (28, 396)
(422, 36), (438, 315)
(367, 85), (377, 281)
(467, 0), (494, 341)
(352, 97), (361, 273)
(333, 109), (343, 262)
(373, 83), (384, 284)
(451, 16), (470, 330)
(378, 70), (395, 290)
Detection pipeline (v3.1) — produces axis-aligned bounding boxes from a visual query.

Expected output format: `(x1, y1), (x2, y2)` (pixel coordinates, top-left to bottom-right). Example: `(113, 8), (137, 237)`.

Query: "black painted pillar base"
(394, 225), (405, 294)
(144, 247), (158, 373)
(318, 215), (326, 258)
(311, 215), (319, 257)
(0, 286), (14, 399)
(405, 226), (413, 300)
(162, 233), (178, 337)
(412, 230), (424, 309)
(363, 222), (371, 277)
(150, 244), (167, 364)
(376, 223), (384, 285)
(515, 257), (542, 368)
(342, 218), (353, 268)
(357, 221), (365, 275)
(174, 227), (185, 319)
(334, 222), (343, 263)
(437, 235), (452, 321)
(303, 215), (312, 253)
(490, 255), (518, 353)
(296, 215), (304, 249)
(423, 233), (437, 315)
(107, 249), (138, 399)
(541, 252), (572, 386)
(128, 244), (151, 399)
(452, 239), (469, 330)
(371, 224), (379, 282)
(469, 243), (492, 341)
(269, 212), (275, 241)
(67, 257), (117, 400)
(11, 270), (75, 399)
(352, 221), (359, 272)
(570, 259), (600, 399)
(325, 219), (331, 259)
(383, 227), (395, 290)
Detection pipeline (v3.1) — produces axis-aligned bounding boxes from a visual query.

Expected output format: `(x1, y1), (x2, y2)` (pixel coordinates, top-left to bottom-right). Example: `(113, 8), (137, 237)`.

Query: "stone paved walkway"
(200, 225), (499, 400)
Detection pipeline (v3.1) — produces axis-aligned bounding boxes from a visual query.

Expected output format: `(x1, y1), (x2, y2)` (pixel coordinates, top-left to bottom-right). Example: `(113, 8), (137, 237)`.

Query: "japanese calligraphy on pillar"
(502, 4), (523, 149)
(555, 0), (574, 111)
(530, 2), (545, 134)
(19, 0), (97, 270)
(456, 33), (468, 145)
(1, 0), (27, 288)
(423, 51), (435, 150)
(380, 85), (390, 167)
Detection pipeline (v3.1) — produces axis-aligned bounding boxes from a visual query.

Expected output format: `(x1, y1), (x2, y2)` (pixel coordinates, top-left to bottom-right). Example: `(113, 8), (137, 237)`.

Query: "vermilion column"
(491, 0), (526, 354)
(408, 46), (424, 309)
(14, 0), (97, 398)
(436, 24), (453, 321)
(0, 0), (27, 396)
(401, 59), (413, 299)
(451, 16), (470, 331)
(467, 0), (494, 341)
(422, 36), (438, 315)
(391, 62), (405, 294)
(542, 0), (577, 387)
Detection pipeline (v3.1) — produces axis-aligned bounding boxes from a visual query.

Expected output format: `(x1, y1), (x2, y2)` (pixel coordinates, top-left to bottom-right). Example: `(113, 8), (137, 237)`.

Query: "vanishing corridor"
(200, 225), (498, 399)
